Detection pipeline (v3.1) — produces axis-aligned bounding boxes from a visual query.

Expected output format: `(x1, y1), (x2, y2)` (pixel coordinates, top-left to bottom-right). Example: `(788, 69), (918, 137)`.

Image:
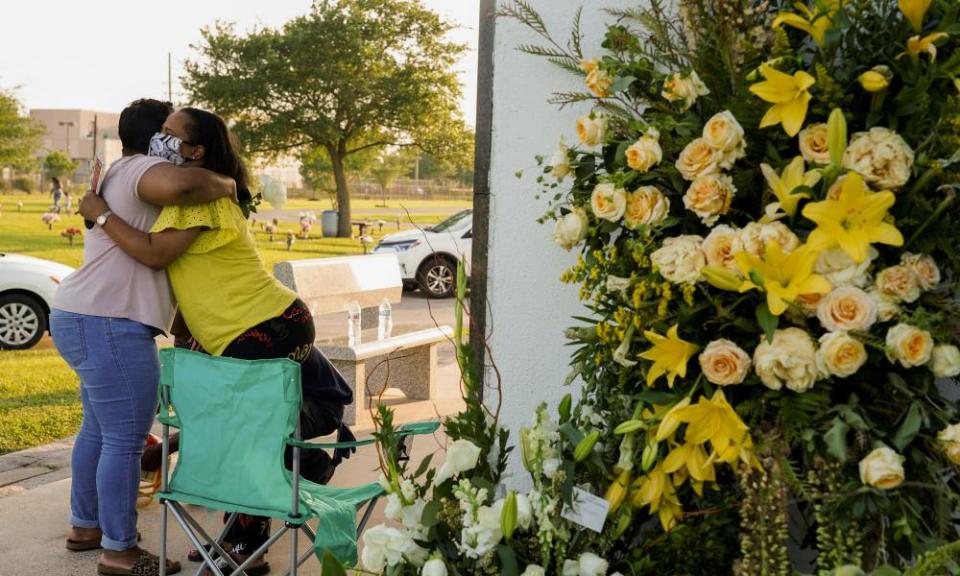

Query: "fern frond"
(570, 6), (584, 59)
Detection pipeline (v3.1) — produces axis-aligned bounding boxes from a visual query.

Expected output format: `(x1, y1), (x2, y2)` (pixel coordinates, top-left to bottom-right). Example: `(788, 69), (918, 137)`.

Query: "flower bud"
(828, 108), (847, 167)
(501, 491), (518, 540)
(858, 68), (890, 93)
(641, 440), (659, 472)
(558, 394), (572, 422)
(574, 430), (601, 462)
(605, 469), (632, 514)
(701, 266), (743, 291)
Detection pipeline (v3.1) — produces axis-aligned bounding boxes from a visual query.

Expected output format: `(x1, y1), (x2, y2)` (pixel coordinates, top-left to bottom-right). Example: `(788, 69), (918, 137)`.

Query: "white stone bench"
(274, 254), (453, 425)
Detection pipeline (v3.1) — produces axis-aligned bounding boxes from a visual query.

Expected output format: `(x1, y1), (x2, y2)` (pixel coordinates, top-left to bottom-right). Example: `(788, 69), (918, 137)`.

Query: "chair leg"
(290, 525), (298, 576)
(229, 526), (289, 576)
(357, 496), (379, 534)
(167, 503), (231, 576)
(160, 500), (168, 576)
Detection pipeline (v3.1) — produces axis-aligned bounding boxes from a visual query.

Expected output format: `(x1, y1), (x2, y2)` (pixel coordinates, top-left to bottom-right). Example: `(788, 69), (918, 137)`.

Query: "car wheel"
(416, 256), (456, 299)
(0, 293), (47, 350)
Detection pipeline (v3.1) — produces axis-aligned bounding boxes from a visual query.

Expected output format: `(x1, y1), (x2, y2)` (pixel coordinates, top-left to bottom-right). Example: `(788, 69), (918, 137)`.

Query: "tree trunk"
(329, 142), (351, 238)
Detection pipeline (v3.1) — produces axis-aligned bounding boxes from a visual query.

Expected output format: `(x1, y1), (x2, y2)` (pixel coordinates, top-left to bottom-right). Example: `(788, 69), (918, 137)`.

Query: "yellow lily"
(701, 266), (743, 292)
(662, 442), (716, 483)
(761, 156), (823, 217)
(653, 397), (692, 442)
(899, 0), (932, 32)
(735, 242), (831, 316)
(631, 464), (683, 531)
(901, 32), (949, 61)
(773, 0), (841, 46)
(639, 325), (700, 388)
(802, 172), (904, 263)
(749, 64), (816, 137)
(859, 68), (890, 93)
(669, 390), (756, 465)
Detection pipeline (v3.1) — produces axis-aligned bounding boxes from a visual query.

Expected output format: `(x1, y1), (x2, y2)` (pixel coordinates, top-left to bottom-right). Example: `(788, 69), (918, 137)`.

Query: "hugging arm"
(138, 163), (237, 207)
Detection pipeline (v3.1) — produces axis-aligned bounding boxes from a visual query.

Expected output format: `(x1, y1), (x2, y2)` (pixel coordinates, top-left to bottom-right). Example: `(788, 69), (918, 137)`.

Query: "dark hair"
(179, 107), (251, 205)
(118, 99), (173, 152)
(51, 177), (61, 188)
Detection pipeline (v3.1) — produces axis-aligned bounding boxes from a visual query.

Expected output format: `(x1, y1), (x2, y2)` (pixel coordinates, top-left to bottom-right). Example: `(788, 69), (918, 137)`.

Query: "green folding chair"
(155, 348), (439, 576)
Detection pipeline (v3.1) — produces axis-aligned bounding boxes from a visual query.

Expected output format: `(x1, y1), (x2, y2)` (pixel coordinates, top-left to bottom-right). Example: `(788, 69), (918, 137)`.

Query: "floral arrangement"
(61, 227), (82, 246)
(41, 212), (60, 230)
(347, 1), (960, 575)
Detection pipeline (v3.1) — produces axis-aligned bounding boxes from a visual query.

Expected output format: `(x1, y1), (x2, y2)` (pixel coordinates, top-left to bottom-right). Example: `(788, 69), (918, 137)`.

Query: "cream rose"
(826, 174), (847, 200)
(701, 224), (743, 272)
(586, 67), (614, 98)
(683, 174), (736, 225)
(938, 423), (960, 464)
(579, 58), (600, 75)
(931, 344), (960, 378)
(521, 565), (547, 576)
(626, 129), (663, 173)
(676, 138), (722, 181)
(623, 186), (670, 229)
(753, 327), (820, 393)
(815, 247), (877, 288)
(843, 127), (915, 190)
(662, 71), (710, 110)
(817, 332), (868, 378)
(885, 323), (934, 368)
(590, 183), (627, 222)
(876, 265), (921, 303)
(422, 559), (448, 576)
(795, 293), (826, 318)
(699, 339), (752, 386)
(549, 144), (572, 181)
(702, 111), (746, 168)
(799, 123), (831, 165)
(576, 114), (608, 147)
(650, 235), (706, 285)
(868, 287), (901, 322)
(553, 208), (588, 251)
(739, 221), (800, 257)
(859, 447), (905, 490)
(901, 252), (940, 291)
(817, 286), (878, 332)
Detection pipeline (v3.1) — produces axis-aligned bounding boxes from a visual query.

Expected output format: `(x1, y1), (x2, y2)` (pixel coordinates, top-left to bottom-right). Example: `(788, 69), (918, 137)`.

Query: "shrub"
(11, 177), (32, 193)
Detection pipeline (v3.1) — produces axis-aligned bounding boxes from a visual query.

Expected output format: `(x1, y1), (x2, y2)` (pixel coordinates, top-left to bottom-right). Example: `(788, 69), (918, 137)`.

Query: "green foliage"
(0, 88), (43, 171)
(42, 151), (79, 180)
(12, 176), (32, 193)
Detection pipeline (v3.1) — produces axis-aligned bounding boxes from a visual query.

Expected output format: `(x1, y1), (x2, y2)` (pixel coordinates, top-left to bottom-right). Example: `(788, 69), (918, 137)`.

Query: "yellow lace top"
(151, 197), (296, 355)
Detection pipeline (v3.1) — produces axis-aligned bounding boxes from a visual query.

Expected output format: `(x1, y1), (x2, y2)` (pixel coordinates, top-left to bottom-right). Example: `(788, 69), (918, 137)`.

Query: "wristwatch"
(96, 210), (114, 227)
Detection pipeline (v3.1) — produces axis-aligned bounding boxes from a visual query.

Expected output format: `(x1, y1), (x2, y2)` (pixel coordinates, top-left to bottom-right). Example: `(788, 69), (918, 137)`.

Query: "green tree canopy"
(43, 150), (79, 181)
(184, 0), (468, 236)
(0, 88), (43, 172)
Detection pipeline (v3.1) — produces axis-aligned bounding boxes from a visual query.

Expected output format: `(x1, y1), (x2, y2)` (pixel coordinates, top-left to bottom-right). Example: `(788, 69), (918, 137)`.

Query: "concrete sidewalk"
(0, 360), (463, 575)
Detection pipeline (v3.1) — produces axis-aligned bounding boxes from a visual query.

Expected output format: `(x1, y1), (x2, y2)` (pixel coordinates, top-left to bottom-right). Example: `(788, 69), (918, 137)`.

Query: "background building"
(29, 109), (123, 186)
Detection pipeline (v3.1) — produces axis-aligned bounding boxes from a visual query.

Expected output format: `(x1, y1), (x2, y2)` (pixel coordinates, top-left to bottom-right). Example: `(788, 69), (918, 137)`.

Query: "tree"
(184, 0), (468, 237)
(370, 151), (408, 206)
(0, 88), (43, 174)
(43, 151), (79, 181)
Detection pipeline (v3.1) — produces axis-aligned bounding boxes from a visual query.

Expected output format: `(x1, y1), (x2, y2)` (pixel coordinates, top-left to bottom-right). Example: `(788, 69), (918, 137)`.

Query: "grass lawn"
(0, 191), (471, 454)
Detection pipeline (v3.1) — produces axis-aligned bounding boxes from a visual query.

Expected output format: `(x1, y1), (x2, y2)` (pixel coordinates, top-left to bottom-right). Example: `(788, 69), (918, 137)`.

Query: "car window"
(430, 210), (472, 233)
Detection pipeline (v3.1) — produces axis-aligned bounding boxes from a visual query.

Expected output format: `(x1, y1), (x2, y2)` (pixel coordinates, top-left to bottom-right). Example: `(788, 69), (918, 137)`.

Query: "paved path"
(255, 205), (466, 224)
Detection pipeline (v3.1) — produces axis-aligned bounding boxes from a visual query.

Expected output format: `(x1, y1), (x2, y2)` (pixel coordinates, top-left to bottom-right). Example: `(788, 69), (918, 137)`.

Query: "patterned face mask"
(148, 133), (189, 166)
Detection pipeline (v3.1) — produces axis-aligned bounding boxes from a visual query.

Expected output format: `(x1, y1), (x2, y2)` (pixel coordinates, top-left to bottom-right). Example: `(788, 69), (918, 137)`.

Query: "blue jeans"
(50, 310), (160, 551)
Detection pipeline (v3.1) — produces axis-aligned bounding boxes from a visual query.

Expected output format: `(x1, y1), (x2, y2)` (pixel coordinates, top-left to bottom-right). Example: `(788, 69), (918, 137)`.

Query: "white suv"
(0, 253), (74, 350)
(374, 209), (472, 298)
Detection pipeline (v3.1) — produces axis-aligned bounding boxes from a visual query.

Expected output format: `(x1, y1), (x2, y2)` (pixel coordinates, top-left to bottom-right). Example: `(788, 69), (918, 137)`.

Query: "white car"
(0, 253), (74, 350)
(374, 209), (472, 298)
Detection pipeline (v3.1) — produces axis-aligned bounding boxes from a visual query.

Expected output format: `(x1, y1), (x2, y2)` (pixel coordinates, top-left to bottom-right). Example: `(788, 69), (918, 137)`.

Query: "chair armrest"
(284, 420), (441, 450)
(156, 413), (181, 428)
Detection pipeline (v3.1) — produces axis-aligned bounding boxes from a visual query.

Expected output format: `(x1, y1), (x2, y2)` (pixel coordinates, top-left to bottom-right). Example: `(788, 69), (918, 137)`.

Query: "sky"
(0, 0), (480, 124)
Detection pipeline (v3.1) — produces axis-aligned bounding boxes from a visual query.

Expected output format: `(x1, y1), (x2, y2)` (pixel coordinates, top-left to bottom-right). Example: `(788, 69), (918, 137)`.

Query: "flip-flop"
(66, 531), (142, 552)
(97, 549), (181, 576)
(199, 555), (270, 576)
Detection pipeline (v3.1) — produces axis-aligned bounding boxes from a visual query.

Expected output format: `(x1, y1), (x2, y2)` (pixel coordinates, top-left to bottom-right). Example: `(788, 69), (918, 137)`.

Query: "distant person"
(63, 189), (72, 213)
(51, 98), (238, 576)
(50, 177), (63, 212)
(79, 107), (354, 576)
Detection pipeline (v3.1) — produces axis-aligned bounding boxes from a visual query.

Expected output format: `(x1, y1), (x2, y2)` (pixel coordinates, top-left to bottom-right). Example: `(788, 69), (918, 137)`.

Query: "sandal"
(97, 549), (181, 576)
(66, 530), (142, 552)
(187, 543), (232, 562)
(199, 554), (270, 576)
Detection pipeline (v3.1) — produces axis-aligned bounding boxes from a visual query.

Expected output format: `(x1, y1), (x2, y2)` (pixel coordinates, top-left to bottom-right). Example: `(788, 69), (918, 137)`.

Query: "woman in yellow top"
(79, 108), (353, 575)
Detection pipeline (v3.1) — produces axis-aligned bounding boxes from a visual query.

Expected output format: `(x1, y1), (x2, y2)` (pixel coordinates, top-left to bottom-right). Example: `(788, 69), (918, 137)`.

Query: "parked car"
(0, 253), (74, 350)
(373, 209), (472, 298)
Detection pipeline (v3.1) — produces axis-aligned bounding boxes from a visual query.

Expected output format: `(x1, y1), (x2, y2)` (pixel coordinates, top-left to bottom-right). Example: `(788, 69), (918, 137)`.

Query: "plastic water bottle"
(378, 298), (393, 340)
(347, 301), (362, 346)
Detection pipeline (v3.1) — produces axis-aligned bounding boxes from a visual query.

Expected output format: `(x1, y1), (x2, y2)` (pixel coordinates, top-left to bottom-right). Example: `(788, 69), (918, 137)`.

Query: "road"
(255, 205), (465, 224)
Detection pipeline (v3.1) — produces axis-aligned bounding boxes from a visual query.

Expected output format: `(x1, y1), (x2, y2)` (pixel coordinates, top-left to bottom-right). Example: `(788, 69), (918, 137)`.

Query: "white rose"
(739, 221), (800, 257)
(434, 439), (482, 485)
(885, 323), (934, 368)
(422, 558), (448, 576)
(815, 247), (877, 288)
(650, 235), (706, 285)
(623, 186), (670, 229)
(577, 114), (608, 147)
(577, 552), (610, 576)
(859, 447), (905, 490)
(817, 332), (868, 378)
(876, 265), (921, 303)
(605, 275), (632, 295)
(590, 183), (627, 222)
(931, 345), (960, 378)
(563, 560), (581, 576)
(795, 292), (826, 318)
(550, 145), (572, 181)
(662, 71), (710, 110)
(626, 128), (663, 173)
(843, 127), (915, 190)
(361, 525), (419, 571)
(901, 252), (940, 291)
(676, 138), (722, 181)
(817, 286), (878, 332)
(867, 287), (901, 322)
(699, 339), (752, 386)
(683, 174), (736, 225)
(702, 110), (746, 168)
(701, 225), (743, 273)
(515, 493), (533, 530)
(553, 209), (589, 251)
(938, 423), (960, 464)
(753, 328), (820, 393)
(798, 123), (831, 165)
(521, 565), (547, 576)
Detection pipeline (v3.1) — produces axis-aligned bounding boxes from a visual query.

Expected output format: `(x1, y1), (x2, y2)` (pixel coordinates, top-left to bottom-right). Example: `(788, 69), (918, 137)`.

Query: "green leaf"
(559, 421), (585, 447)
(892, 402), (923, 451)
(870, 565), (903, 576)
(421, 498), (441, 528)
(825, 417), (850, 462)
(497, 544), (520, 576)
(413, 453), (434, 479)
(320, 550), (347, 576)
(755, 302), (779, 344)
(610, 75), (636, 93)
